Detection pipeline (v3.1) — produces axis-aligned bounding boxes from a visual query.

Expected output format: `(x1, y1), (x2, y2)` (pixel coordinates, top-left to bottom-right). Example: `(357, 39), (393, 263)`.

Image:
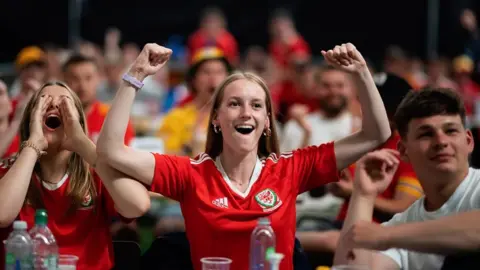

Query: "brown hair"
(314, 64), (350, 83)
(394, 87), (466, 138)
(205, 72), (280, 158)
(19, 81), (97, 210)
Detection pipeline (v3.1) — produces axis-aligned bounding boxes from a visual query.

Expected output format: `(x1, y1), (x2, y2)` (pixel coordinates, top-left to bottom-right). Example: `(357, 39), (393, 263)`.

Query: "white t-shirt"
(381, 167), (480, 270)
(280, 111), (358, 152)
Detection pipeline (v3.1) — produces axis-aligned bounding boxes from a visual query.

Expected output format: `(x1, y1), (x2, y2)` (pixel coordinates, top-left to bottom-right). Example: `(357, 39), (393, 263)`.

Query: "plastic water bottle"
(29, 209), (58, 270)
(249, 217), (276, 270)
(4, 221), (33, 270)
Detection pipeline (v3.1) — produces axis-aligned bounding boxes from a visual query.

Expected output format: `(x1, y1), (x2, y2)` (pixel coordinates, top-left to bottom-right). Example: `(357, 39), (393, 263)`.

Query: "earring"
(263, 128), (272, 137)
(214, 125), (221, 133)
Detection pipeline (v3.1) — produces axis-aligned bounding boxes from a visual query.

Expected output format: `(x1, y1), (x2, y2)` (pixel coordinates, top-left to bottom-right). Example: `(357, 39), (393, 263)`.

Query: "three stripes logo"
(212, 197), (229, 209)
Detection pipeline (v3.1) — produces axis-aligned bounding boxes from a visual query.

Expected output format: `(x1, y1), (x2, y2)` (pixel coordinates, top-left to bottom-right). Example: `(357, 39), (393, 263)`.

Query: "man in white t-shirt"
(333, 88), (480, 270)
(282, 65), (361, 222)
(281, 64), (360, 153)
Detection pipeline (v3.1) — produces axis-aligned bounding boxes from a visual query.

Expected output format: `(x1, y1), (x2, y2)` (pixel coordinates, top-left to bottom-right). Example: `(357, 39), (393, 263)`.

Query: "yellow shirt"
(156, 103), (209, 156)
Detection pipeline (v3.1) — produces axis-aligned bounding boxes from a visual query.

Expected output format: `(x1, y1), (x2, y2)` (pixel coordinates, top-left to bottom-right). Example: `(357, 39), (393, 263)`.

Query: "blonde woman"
(0, 81), (149, 270)
(97, 43), (391, 270)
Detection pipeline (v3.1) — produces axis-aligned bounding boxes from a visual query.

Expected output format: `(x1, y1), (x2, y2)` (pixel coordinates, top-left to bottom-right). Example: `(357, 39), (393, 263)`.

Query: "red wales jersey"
(1, 134), (19, 159)
(0, 157), (121, 270)
(149, 142), (339, 270)
(86, 101), (135, 145)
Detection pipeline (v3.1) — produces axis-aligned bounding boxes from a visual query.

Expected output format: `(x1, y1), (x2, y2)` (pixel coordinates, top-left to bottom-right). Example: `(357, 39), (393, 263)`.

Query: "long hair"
(204, 72), (280, 159)
(19, 81), (97, 211)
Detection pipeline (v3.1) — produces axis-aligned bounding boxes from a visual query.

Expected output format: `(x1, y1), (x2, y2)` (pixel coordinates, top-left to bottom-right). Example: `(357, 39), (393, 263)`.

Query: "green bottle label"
(5, 253), (33, 267)
(5, 253), (14, 265)
(265, 247), (275, 260)
(48, 254), (58, 270)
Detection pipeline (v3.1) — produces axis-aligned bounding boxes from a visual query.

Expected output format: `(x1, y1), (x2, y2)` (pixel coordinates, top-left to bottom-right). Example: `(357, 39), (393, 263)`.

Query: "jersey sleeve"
(150, 153), (192, 202)
(394, 161), (423, 199)
(290, 142), (339, 194)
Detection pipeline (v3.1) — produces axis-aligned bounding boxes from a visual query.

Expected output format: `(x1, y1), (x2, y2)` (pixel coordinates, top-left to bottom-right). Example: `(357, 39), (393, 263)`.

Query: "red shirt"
(275, 80), (319, 123)
(4, 99), (21, 159)
(0, 157), (121, 270)
(2, 135), (20, 159)
(149, 142), (339, 270)
(86, 101), (135, 145)
(269, 37), (310, 68)
(336, 134), (422, 223)
(8, 98), (20, 122)
(187, 29), (239, 65)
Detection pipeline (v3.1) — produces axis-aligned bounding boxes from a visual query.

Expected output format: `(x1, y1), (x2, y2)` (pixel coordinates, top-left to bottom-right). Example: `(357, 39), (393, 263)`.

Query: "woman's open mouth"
(44, 114), (62, 130)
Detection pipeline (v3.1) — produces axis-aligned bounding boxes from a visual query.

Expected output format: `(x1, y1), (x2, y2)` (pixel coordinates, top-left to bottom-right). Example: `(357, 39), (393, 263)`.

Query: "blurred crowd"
(2, 6), (480, 269)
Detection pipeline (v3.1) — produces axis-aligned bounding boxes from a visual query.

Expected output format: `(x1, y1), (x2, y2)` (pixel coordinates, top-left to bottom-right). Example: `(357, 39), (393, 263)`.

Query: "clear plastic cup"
(201, 257), (232, 270)
(331, 265), (370, 270)
(58, 255), (79, 270)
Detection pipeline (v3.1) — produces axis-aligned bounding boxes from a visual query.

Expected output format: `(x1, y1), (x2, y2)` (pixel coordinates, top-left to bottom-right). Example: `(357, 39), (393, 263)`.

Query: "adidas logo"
(212, 197), (229, 209)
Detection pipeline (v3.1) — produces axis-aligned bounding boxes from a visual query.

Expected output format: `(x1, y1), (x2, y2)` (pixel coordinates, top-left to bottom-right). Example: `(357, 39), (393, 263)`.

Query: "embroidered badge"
(81, 193), (93, 208)
(255, 189), (279, 209)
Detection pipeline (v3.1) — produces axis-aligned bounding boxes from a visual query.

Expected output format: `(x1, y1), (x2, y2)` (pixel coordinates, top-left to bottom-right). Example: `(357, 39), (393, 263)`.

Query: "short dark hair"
(62, 54), (97, 73)
(394, 88), (466, 138)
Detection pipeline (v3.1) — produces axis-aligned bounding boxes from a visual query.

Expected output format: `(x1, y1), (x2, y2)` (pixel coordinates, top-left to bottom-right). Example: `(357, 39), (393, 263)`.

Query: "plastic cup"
(58, 255), (79, 270)
(331, 265), (370, 270)
(200, 257), (232, 270)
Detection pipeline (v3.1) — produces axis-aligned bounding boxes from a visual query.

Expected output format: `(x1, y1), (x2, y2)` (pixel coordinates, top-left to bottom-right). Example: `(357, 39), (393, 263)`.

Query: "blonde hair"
(205, 72), (280, 158)
(19, 81), (97, 211)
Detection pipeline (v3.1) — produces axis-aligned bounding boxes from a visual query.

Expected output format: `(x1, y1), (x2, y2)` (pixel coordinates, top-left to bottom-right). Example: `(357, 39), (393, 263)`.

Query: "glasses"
(201, 257), (232, 270)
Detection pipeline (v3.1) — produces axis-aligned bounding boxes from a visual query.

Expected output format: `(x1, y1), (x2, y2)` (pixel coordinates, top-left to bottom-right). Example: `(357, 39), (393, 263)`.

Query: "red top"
(273, 80), (319, 122)
(149, 142), (339, 270)
(4, 99), (21, 159)
(86, 101), (135, 145)
(269, 36), (311, 68)
(2, 135), (20, 159)
(0, 157), (124, 270)
(336, 134), (422, 223)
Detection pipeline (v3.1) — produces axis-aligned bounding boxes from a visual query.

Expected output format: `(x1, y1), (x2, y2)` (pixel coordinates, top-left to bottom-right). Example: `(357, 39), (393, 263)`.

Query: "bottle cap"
(13, 221), (27, 230)
(35, 209), (48, 226)
(316, 267), (331, 270)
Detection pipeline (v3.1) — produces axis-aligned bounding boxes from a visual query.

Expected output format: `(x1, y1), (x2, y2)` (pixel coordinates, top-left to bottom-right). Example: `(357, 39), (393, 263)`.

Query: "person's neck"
(420, 166), (469, 211)
(219, 147), (258, 187)
(0, 116), (9, 133)
(38, 150), (71, 184)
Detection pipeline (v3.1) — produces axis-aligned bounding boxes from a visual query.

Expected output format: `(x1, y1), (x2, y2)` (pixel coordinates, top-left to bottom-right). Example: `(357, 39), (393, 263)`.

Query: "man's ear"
(397, 139), (409, 163)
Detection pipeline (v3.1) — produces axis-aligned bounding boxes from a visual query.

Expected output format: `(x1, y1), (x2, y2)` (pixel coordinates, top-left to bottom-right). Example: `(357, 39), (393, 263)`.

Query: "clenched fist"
(321, 43), (367, 73)
(128, 43), (172, 81)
